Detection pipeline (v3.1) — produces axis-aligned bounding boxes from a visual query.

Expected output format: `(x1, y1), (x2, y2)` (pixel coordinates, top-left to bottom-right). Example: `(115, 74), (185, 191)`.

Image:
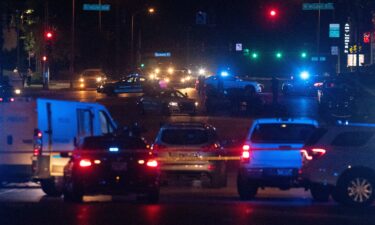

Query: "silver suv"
(153, 122), (227, 188)
(301, 123), (375, 206)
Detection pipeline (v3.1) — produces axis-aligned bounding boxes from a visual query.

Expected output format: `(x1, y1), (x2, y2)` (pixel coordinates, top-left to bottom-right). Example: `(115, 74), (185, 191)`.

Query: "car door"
(116, 77), (135, 93)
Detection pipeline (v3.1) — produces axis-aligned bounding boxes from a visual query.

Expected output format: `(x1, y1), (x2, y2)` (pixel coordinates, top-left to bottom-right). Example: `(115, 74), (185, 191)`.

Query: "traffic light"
(42, 56), (47, 62)
(140, 63), (145, 68)
(269, 9), (277, 17)
(251, 52), (258, 59)
(275, 52), (283, 59)
(44, 31), (53, 40)
(300, 52), (307, 59)
(243, 48), (250, 56)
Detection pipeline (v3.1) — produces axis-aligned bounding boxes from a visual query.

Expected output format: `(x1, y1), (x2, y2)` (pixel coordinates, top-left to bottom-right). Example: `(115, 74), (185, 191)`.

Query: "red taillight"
(79, 159), (92, 167)
(314, 82), (323, 87)
(0, 98), (3, 102)
(202, 143), (219, 151)
(33, 129), (43, 156)
(10, 98), (15, 102)
(241, 144), (250, 163)
(151, 144), (166, 151)
(301, 148), (326, 161)
(33, 148), (40, 156)
(146, 159), (158, 167)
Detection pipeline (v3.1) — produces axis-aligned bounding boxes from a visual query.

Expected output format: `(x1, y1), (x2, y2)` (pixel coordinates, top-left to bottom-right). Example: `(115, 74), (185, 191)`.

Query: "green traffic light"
(251, 53), (258, 59)
(276, 52), (282, 59)
(140, 63), (145, 68)
(301, 52), (307, 58)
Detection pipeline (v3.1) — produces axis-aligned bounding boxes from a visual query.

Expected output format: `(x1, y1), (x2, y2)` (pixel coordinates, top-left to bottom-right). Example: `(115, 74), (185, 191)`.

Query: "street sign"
(154, 52), (171, 57)
(347, 54), (364, 67)
(302, 3), (334, 10)
(311, 56), (326, 62)
(331, 46), (339, 55)
(329, 24), (340, 38)
(235, 43), (242, 51)
(83, 4), (111, 11)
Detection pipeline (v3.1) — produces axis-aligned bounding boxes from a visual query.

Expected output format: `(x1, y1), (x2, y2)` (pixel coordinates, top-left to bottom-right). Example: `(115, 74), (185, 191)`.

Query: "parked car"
(205, 75), (263, 95)
(63, 135), (160, 203)
(0, 78), (15, 102)
(301, 122), (375, 206)
(78, 68), (107, 88)
(137, 89), (198, 116)
(282, 73), (324, 96)
(237, 118), (318, 200)
(97, 74), (157, 96)
(152, 122), (227, 188)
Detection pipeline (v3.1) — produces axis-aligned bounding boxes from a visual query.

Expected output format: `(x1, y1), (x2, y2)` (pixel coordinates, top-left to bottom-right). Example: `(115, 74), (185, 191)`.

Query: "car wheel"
(244, 86), (255, 97)
(210, 162), (227, 188)
(310, 184), (330, 202)
(237, 173), (257, 200)
(40, 178), (63, 197)
(63, 179), (83, 203)
(336, 171), (375, 207)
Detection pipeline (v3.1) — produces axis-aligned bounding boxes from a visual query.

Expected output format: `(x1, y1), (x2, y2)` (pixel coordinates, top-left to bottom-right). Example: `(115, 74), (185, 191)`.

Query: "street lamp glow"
(198, 68), (206, 75)
(148, 7), (155, 14)
(154, 68), (160, 74)
(167, 67), (174, 74)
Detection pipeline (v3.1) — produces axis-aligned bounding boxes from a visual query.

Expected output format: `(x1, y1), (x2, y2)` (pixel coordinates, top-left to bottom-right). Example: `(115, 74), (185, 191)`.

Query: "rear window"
(250, 123), (316, 144)
(331, 131), (374, 147)
(161, 129), (209, 145)
(305, 128), (328, 146)
(80, 137), (147, 151)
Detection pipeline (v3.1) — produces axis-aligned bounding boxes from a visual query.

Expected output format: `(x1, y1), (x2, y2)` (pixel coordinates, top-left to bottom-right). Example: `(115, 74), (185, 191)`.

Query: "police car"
(237, 118), (318, 200)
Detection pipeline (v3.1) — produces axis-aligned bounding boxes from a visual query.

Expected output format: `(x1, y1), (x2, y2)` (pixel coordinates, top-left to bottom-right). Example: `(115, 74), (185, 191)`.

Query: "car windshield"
(250, 123), (316, 143)
(161, 129), (208, 145)
(79, 137), (147, 151)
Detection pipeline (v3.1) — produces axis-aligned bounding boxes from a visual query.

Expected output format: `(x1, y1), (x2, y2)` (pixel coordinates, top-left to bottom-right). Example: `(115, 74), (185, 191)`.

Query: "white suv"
(237, 118), (318, 200)
(301, 123), (375, 206)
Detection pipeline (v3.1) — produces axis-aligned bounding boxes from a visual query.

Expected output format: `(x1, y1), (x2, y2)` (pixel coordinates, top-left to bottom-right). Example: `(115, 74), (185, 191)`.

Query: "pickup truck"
(205, 75), (263, 95)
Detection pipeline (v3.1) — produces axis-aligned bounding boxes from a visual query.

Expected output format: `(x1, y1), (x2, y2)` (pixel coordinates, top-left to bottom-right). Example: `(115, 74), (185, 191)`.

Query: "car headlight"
(14, 89), (21, 95)
(96, 77), (102, 82)
(169, 102), (178, 107)
(79, 78), (84, 82)
(194, 102), (199, 106)
(164, 78), (170, 83)
(181, 78), (186, 83)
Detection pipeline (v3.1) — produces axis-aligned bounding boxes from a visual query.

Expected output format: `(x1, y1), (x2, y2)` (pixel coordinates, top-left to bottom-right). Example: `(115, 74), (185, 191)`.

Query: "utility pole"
(69, 0), (75, 88)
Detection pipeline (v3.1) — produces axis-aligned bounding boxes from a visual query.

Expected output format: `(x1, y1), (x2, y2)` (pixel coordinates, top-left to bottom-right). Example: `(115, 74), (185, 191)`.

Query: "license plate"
(276, 169), (293, 176)
(111, 162), (127, 171)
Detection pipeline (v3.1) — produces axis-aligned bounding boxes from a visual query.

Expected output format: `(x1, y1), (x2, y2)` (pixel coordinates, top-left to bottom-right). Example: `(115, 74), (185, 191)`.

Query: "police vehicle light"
(109, 147), (119, 152)
(220, 71), (229, 77)
(300, 71), (310, 80)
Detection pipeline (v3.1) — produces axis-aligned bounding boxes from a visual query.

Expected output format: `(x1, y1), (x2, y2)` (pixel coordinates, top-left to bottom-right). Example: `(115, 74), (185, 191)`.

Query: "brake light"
(314, 82), (323, 87)
(33, 129), (43, 156)
(301, 148), (326, 161)
(79, 159), (92, 167)
(202, 143), (219, 151)
(241, 144), (250, 163)
(151, 144), (166, 151)
(146, 159), (158, 167)
(0, 98), (3, 102)
(10, 98), (15, 102)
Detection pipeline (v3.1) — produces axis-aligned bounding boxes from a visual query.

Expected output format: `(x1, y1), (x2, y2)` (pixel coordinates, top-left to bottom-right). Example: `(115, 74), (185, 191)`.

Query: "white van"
(0, 98), (116, 195)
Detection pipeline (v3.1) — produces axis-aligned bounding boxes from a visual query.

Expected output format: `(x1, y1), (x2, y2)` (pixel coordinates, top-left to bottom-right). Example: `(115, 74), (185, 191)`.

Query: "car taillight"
(314, 82), (323, 87)
(0, 98), (3, 102)
(202, 143), (219, 151)
(146, 159), (158, 167)
(10, 98), (15, 102)
(79, 159), (92, 167)
(33, 129), (43, 156)
(241, 144), (250, 163)
(151, 144), (166, 151)
(301, 148), (326, 161)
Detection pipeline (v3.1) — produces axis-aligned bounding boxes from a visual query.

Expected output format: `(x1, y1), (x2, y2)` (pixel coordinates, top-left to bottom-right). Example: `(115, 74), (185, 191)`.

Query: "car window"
(126, 77), (134, 83)
(161, 129), (209, 145)
(305, 128), (328, 146)
(99, 111), (115, 135)
(80, 137), (147, 150)
(175, 91), (185, 98)
(250, 123), (316, 143)
(331, 131), (374, 147)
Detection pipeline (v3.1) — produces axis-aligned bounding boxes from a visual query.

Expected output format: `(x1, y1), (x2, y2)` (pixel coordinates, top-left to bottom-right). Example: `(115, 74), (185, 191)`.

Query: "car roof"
(254, 118), (318, 126)
(161, 122), (214, 130)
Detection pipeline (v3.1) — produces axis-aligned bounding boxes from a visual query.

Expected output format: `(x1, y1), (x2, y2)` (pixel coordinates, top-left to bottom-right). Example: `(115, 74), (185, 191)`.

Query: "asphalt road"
(2, 88), (366, 225)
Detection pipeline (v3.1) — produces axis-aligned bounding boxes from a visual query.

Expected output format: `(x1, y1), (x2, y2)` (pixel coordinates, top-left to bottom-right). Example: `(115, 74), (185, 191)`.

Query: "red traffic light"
(42, 56), (47, 61)
(45, 31), (53, 40)
(269, 9), (278, 18)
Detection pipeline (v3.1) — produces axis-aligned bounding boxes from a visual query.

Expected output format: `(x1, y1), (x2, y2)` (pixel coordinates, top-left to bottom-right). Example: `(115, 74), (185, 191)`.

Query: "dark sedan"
(97, 74), (157, 96)
(62, 135), (160, 203)
(137, 89), (198, 116)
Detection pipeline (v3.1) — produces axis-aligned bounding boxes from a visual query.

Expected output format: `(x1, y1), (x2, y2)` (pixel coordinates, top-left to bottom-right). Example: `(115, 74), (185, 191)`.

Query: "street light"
(131, 7), (156, 68)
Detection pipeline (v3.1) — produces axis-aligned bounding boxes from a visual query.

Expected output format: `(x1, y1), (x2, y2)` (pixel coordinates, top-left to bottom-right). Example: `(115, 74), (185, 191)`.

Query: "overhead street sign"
(302, 3), (334, 10)
(154, 52), (171, 57)
(83, 4), (111, 11)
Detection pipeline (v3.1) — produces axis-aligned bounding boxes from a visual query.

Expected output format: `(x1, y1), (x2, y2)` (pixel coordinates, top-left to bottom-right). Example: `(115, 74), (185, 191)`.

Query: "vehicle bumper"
(239, 167), (303, 188)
